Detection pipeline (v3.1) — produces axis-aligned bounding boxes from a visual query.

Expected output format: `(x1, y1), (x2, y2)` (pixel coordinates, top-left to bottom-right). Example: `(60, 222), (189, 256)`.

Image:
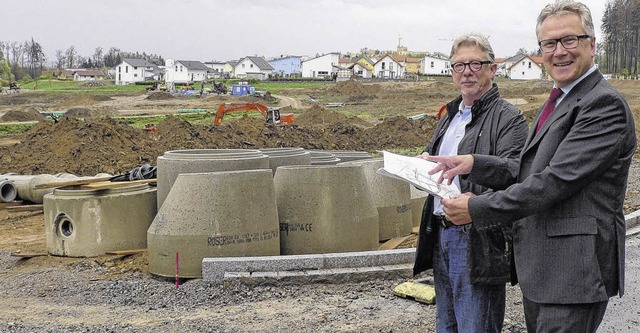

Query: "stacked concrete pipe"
(310, 149), (373, 163)
(258, 147), (311, 175)
(43, 184), (157, 257)
(339, 158), (412, 241)
(156, 149), (269, 209)
(274, 165), (379, 255)
(147, 169), (280, 278)
(3, 174), (113, 204)
(308, 151), (341, 165)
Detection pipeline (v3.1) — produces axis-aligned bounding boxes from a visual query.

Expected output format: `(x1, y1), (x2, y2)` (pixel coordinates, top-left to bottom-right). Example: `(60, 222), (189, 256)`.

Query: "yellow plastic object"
(393, 280), (436, 304)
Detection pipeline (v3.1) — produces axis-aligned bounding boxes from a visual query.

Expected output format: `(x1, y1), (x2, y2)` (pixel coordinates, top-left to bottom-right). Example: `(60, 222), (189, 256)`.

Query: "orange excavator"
(213, 102), (295, 126)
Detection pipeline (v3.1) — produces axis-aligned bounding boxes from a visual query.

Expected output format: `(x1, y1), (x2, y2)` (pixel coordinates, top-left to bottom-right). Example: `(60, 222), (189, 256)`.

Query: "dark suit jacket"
(465, 70), (636, 304)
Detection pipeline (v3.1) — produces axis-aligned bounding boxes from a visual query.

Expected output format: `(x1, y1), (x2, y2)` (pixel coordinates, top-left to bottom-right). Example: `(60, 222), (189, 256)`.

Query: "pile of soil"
(0, 110), (45, 122)
(327, 79), (382, 97)
(63, 107), (117, 119)
(145, 92), (175, 100)
(295, 104), (371, 127)
(59, 94), (113, 108)
(0, 106), (436, 176)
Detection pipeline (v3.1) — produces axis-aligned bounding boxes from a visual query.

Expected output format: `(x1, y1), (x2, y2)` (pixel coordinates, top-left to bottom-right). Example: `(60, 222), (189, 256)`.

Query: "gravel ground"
(0, 161), (639, 332)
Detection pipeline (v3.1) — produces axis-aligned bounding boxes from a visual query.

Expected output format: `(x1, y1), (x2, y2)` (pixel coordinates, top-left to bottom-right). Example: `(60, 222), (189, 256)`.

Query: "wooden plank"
(6, 204), (44, 212)
(105, 249), (146, 256)
(378, 235), (412, 250)
(80, 179), (157, 190)
(33, 176), (113, 189)
(412, 226), (420, 235)
(10, 252), (48, 258)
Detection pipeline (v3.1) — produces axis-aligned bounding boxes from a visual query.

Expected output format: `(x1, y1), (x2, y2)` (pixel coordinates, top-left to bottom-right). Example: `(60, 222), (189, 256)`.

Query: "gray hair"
(536, 0), (595, 40)
(449, 34), (495, 62)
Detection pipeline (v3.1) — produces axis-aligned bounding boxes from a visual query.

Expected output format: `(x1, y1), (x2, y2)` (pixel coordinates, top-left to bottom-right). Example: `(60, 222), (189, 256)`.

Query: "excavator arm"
(212, 102), (294, 126)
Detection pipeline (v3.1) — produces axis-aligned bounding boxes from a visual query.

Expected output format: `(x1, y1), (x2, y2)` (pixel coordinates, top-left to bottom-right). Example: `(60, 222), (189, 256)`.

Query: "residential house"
(115, 58), (162, 85)
(404, 57), (422, 75)
(268, 56), (302, 77)
(495, 58), (507, 77)
(234, 56), (274, 80)
(301, 53), (340, 79)
(507, 55), (544, 80)
(73, 69), (106, 81)
(204, 61), (228, 79)
(349, 57), (374, 79)
(164, 59), (209, 84)
(421, 55), (451, 76)
(373, 54), (405, 79)
(225, 60), (239, 78)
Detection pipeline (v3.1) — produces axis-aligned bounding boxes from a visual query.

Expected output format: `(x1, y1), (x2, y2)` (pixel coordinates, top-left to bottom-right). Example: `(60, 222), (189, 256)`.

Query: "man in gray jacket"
(413, 33), (528, 333)
(428, 1), (636, 331)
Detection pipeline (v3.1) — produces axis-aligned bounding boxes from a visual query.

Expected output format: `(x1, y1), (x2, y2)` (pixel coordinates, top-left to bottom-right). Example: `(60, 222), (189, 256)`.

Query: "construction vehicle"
(213, 102), (294, 126)
(143, 124), (159, 140)
(213, 82), (227, 94)
(9, 81), (20, 92)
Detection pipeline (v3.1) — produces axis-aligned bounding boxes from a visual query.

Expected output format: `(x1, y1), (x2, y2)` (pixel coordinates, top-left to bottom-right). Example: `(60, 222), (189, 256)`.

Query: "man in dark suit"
(424, 0), (636, 332)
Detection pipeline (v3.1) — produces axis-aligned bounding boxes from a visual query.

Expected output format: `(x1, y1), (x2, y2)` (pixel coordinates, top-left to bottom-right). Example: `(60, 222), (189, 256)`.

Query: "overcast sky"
(1, 0), (607, 64)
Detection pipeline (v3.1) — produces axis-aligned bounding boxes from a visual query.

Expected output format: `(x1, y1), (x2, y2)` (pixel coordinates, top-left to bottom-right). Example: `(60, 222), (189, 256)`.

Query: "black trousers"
(523, 296), (608, 332)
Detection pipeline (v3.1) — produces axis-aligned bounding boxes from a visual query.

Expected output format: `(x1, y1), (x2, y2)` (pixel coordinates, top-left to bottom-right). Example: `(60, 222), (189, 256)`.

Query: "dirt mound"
(295, 104), (371, 127)
(145, 92), (175, 100)
(60, 94), (112, 108)
(63, 107), (116, 119)
(0, 112), (435, 175)
(0, 118), (159, 175)
(327, 80), (382, 96)
(0, 110), (46, 122)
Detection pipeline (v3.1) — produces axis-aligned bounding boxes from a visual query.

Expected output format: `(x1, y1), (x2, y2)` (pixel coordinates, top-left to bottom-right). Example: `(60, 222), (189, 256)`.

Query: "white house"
(73, 69), (106, 81)
(233, 56), (274, 80)
(507, 55), (544, 80)
(164, 59), (209, 84)
(301, 53), (340, 79)
(204, 61), (228, 79)
(373, 54), (405, 79)
(115, 58), (161, 85)
(421, 55), (451, 76)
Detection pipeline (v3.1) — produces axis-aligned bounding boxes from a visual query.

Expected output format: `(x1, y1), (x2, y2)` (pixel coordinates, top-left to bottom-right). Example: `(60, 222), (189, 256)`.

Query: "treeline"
(601, 0), (640, 76)
(0, 40), (164, 82)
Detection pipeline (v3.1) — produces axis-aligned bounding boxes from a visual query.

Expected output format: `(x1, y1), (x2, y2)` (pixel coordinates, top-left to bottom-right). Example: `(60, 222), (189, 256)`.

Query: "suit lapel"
(523, 70), (604, 154)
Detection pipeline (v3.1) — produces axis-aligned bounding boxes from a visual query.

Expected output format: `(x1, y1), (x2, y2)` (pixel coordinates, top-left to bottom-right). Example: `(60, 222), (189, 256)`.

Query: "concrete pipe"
(311, 149), (373, 163)
(0, 179), (17, 202)
(7, 174), (58, 204)
(274, 165), (379, 255)
(147, 169), (280, 278)
(339, 158), (412, 241)
(259, 147), (311, 175)
(308, 151), (341, 165)
(156, 149), (269, 209)
(43, 184), (157, 257)
(410, 186), (428, 228)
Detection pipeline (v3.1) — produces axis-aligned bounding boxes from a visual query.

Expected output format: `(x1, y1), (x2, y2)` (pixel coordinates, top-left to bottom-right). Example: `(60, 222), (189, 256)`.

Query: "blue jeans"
(433, 225), (506, 333)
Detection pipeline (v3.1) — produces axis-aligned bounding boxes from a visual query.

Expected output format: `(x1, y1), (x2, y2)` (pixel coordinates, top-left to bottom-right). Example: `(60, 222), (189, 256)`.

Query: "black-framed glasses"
(451, 61), (493, 73)
(538, 35), (591, 53)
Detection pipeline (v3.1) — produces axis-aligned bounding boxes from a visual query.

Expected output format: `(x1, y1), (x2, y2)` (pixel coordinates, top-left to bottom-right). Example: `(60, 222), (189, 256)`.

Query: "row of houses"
(63, 50), (546, 85)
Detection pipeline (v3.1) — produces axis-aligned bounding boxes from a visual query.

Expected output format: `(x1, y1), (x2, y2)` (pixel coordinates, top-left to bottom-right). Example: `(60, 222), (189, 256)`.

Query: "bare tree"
(65, 46), (77, 69)
(93, 47), (104, 68)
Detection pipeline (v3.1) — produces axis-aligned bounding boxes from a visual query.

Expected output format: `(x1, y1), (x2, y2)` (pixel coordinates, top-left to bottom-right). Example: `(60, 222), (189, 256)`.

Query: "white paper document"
(376, 151), (461, 199)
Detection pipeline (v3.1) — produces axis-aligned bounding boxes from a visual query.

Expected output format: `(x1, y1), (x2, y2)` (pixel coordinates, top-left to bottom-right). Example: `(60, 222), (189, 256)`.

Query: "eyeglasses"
(451, 61), (493, 73)
(538, 35), (591, 53)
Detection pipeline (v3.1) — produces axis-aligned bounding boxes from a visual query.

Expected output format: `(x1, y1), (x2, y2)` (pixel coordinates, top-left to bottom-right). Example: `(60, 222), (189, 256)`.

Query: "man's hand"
(441, 193), (473, 225)
(423, 155), (474, 185)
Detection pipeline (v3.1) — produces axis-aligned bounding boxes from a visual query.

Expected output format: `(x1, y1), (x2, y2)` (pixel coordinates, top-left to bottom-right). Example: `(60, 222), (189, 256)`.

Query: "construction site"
(1, 78), (640, 332)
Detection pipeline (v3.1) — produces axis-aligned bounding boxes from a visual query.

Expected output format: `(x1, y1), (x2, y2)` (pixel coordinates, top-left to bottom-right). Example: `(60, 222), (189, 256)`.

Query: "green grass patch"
(0, 122), (37, 135)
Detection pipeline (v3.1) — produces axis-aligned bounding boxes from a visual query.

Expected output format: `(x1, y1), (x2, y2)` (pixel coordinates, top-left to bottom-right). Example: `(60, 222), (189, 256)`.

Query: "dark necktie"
(536, 88), (563, 133)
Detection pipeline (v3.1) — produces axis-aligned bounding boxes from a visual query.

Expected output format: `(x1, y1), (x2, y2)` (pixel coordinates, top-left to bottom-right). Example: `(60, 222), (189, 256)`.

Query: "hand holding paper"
(376, 151), (461, 199)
